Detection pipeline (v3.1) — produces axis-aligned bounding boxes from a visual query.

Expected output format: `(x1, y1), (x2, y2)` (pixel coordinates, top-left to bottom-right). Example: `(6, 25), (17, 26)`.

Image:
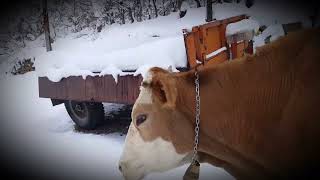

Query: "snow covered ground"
(0, 72), (233, 180)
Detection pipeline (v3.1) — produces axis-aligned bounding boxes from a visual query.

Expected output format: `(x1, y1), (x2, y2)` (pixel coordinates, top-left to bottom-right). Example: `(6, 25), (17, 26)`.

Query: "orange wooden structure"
(183, 14), (253, 69)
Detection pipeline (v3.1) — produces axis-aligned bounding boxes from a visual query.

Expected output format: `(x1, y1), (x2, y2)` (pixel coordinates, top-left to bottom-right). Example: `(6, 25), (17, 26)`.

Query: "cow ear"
(150, 74), (177, 108)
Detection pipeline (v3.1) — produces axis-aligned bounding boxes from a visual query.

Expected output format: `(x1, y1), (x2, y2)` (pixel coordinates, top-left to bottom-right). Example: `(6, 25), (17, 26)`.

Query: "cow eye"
(136, 114), (147, 126)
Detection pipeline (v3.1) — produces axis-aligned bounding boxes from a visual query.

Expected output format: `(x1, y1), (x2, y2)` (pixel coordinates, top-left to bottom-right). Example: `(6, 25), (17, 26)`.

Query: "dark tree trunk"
(135, 0), (142, 22)
(72, 0), (77, 31)
(194, 0), (201, 7)
(152, 0), (158, 18)
(177, 0), (183, 8)
(178, 0), (186, 18)
(245, 0), (254, 8)
(120, 8), (125, 24)
(42, 0), (52, 51)
(172, 0), (181, 12)
(128, 7), (134, 23)
(161, 0), (166, 16)
(206, 0), (213, 22)
(176, 0), (183, 11)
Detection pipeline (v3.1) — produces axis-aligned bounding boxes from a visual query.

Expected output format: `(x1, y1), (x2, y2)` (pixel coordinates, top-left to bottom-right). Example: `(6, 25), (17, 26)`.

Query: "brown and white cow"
(119, 28), (320, 180)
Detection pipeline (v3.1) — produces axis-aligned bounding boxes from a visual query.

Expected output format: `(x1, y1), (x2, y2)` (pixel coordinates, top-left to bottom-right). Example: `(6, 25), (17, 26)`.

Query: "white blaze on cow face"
(119, 123), (188, 180)
(119, 72), (191, 180)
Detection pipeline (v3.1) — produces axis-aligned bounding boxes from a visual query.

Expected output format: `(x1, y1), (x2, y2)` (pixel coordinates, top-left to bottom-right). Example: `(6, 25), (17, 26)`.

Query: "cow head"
(119, 68), (194, 180)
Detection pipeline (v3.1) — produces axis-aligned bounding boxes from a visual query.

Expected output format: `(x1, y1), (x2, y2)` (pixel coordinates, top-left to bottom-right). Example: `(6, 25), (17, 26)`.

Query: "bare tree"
(42, 0), (52, 51)
(206, 0), (213, 22)
(245, 0), (254, 8)
(152, 0), (158, 18)
(194, 0), (201, 7)
(134, 0), (143, 21)
(127, 6), (134, 23)
(120, 8), (125, 24)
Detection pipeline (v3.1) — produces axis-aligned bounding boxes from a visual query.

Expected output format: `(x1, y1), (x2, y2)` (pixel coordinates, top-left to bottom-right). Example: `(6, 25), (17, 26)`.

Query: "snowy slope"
(1, 1), (312, 82)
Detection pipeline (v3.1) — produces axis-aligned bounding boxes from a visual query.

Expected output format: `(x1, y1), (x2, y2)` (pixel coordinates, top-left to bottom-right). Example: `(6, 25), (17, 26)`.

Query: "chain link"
(192, 71), (201, 163)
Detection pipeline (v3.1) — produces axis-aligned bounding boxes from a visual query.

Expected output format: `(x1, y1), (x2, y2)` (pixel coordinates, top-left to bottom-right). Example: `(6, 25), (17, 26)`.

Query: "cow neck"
(174, 65), (271, 178)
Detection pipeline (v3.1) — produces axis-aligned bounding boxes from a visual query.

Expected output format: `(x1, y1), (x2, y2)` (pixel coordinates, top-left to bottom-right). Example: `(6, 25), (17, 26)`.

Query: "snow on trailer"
(38, 15), (254, 129)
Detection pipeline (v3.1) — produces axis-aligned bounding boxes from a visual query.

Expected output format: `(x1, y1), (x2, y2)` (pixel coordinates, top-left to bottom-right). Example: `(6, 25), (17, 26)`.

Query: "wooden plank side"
(127, 77), (133, 103)
(127, 76), (137, 104)
(198, 26), (207, 62)
(192, 27), (203, 62)
(39, 74), (143, 104)
(121, 76), (129, 103)
(206, 51), (228, 65)
(184, 32), (197, 68)
(116, 76), (124, 103)
(126, 75), (142, 104)
(134, 76), (141, 102)
(204, 26), (221, 55)
(231, 41), (237, 59)
(39, 77), (57, 98)
(236, 41), (246, 58)
(245, 40), (254, 54)
(103, 75), (117, 102)
(56, 78), (68, 100)
(85, 76), (104, 101)
(38, 77), (67, 100)
(219, 24), (227, 46)
(66, 76), (85, 101)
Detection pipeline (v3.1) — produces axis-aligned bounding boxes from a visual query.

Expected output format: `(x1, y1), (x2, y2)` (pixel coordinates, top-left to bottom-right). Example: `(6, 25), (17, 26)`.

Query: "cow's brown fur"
(132, 28), (320, 179)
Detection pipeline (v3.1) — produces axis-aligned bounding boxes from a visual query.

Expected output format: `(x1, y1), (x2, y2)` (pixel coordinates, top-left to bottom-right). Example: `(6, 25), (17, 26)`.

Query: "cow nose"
(118, 164), (122, 172)
(119, 161), (125, 173)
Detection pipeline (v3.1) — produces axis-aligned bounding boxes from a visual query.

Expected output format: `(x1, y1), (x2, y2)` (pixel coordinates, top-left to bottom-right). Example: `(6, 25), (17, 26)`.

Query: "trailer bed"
(39, 74), (142, 104)
(39, 15), (252, 105)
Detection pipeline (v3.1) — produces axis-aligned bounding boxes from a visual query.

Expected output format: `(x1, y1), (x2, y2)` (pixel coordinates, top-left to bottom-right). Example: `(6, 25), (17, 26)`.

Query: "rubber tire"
(64, 101), (104, 130)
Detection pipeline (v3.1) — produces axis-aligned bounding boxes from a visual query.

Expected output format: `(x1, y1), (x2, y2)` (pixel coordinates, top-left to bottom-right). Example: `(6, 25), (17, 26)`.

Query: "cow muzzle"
(118, 160), (145, 180)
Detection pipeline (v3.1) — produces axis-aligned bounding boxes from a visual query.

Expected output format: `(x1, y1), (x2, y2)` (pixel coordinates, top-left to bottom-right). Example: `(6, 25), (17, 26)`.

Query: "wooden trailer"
(38, 15), (253, 129)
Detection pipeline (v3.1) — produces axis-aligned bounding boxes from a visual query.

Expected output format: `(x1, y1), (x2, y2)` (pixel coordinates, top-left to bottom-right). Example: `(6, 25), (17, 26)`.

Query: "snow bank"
(45, 64), (96, 82)
(214, 1), (311, 27)
(226, 19), (259, 36)
(99, 65), (133, 83)
(36, 36), (187, 82)
(254, 24), (285, 48)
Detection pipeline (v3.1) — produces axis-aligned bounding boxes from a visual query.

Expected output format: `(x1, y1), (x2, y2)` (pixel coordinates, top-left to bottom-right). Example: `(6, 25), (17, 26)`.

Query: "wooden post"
(42, 0), (52, 52)
(231, 39), (237, 60)
(206, 0), (213, 22)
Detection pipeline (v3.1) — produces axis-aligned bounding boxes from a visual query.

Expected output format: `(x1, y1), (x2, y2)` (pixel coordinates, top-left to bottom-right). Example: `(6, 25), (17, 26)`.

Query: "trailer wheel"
(64, 101), (104, 130)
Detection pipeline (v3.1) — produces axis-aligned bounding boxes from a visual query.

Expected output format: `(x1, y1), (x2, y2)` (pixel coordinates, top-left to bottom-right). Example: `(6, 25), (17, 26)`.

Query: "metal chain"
(192, 71), (201, 163)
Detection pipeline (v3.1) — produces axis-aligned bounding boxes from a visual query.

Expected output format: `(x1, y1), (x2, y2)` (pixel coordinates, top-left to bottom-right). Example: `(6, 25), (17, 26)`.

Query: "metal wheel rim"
(69, 101), (89, 124)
